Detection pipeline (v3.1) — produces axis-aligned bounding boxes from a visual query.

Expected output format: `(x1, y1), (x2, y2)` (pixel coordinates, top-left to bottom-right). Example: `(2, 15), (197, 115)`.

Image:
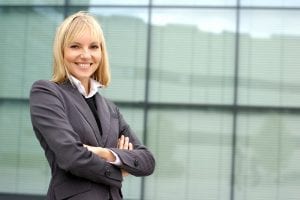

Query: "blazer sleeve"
(109, 106), (155, 177)
(29, 80), (122, 187)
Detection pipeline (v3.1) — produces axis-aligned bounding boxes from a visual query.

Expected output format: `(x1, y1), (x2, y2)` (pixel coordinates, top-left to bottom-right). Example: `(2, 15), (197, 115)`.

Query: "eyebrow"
(70, 41), (99, 45)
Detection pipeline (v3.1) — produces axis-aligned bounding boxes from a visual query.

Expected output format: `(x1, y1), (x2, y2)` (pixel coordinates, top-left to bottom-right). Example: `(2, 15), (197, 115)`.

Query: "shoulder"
(30, 80), (65, 100)
(31, 80), (58, 90)
(29, 80), (69, 109)
(30, 80), (73, 93)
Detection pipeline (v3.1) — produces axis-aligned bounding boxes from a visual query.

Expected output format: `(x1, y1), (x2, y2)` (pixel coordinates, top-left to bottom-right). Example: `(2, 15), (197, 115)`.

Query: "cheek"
(93, 50), (102, 62)
(63, 53), (76, 72)
(63, 48), (79, 62)
(64, 51), (75, 62)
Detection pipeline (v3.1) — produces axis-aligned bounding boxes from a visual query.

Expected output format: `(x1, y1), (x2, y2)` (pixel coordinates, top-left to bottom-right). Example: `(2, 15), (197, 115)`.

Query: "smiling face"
(63, 29), (102, 86)
(52, 12), (111, 86)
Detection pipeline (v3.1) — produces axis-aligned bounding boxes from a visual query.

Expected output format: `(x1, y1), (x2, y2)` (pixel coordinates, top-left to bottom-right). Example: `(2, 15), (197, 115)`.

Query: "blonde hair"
(51, 11), (110, 86)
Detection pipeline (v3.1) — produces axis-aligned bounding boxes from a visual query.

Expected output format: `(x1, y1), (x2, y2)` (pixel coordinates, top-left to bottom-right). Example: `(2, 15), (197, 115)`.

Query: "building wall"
(1, 1), (300, 199)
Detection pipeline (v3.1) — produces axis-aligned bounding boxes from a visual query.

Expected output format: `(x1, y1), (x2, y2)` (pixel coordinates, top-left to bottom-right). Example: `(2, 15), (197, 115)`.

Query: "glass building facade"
(1, 0), (300, 199)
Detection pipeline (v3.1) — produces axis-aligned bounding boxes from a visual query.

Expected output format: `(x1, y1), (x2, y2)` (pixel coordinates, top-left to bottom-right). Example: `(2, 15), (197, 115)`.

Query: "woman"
(29, 11), (155, 200)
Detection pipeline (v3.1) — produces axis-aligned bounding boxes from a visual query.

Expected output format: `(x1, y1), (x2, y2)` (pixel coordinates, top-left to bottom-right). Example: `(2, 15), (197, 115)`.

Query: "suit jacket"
(29, 80), (155, 200)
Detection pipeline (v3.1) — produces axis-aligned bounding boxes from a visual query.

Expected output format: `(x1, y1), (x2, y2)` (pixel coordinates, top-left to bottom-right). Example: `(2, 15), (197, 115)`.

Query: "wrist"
(103, 149), (116, 162)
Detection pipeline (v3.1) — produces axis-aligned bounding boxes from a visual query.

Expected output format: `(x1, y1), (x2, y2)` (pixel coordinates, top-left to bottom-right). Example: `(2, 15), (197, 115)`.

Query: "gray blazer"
(29, 80), (155, 200)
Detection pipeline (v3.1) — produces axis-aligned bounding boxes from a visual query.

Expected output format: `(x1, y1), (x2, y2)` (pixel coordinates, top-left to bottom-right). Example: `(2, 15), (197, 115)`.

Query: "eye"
(90, 44), (99, 49)
(70, 44), (80, 49)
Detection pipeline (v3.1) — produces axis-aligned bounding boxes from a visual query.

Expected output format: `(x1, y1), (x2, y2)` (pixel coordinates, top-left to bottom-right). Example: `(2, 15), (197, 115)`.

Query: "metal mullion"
(230, 0), (241, 199)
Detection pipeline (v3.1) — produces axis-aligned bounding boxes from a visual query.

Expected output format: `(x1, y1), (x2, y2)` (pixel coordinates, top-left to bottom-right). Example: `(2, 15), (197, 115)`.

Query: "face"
(63, 30), (102, 85)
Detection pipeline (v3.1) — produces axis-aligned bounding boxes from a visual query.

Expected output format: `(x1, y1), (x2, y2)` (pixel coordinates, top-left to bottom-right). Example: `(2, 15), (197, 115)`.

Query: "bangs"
(63, 16), (103, 47)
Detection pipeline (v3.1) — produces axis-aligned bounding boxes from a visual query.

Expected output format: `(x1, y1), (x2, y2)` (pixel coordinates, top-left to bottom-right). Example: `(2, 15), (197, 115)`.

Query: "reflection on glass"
(0, 101), (49, 194)
(70, 0), (149, 5)
(0, 7), (62, 99)
(152, 0), (236, 6)
(150, 9), (236, 104)
(238, 10), (300, 107)
(0, 0), (63, 5)
(241, 0), (300, 7)
(236, 112), (300, 200)
(146, 109), (232, 199)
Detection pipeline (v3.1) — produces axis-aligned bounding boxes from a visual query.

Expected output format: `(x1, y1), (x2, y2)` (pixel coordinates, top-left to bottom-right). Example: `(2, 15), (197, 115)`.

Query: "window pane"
(0, 7), (63, 98)
(236, 112), (300, 200)
(0, 101), (50, 195)
(70, 0), (149, 5)
(152, 0), (236, 6)
(0, 0), (63, 5)
(238, 10), (300, 107)
(241, 0), (300, 7)
(68, 7), (149, 102)
(146, 109), (232, 199)
(150, 9), (236, 104)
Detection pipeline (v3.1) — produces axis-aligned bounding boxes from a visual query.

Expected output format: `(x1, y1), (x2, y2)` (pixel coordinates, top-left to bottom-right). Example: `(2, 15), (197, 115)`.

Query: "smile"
(75, 63), (92, 68)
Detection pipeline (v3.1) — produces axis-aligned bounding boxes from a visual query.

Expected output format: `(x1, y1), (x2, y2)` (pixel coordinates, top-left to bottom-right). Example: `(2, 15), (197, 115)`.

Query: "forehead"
(65, 21), (102, 45)
(71, 29), (100, 43)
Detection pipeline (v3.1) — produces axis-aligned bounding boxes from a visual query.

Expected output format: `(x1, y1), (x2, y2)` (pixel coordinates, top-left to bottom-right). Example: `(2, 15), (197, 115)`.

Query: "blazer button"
(134, 159), (139, 167)
(105, 169), (111, 177)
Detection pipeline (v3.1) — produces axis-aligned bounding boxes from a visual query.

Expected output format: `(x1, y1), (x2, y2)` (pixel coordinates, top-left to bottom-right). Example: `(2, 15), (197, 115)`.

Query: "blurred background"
(1, 0), (300, 200)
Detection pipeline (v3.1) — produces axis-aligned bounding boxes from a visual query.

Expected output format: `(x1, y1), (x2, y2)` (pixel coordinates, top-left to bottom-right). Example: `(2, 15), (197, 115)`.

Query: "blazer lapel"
(61, 81), (102, 146)
(95, 93), (111, 147)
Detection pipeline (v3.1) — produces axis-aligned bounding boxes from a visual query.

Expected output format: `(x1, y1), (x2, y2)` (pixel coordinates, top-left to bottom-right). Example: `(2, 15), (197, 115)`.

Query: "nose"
(80, 49), (91, 59)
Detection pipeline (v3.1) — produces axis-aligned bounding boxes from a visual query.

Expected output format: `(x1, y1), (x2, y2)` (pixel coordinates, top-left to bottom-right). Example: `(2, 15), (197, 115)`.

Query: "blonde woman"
(30, 11), (155, 200)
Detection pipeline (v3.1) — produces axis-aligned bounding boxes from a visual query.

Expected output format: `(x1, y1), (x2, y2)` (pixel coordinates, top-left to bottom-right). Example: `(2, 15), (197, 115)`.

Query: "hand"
(83, 144), (101, 154)
(118, 135), (133, 150)
(83, 144), (116, 162)
(118, 135), (133, 177)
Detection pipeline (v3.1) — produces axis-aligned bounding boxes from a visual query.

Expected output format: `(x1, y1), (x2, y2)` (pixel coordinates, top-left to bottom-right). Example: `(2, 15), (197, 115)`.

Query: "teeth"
(77, 63), (90, 68)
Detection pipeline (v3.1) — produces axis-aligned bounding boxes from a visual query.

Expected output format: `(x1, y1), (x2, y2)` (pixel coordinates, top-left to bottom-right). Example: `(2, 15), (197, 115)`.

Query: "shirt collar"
(69, 75), (102, 98)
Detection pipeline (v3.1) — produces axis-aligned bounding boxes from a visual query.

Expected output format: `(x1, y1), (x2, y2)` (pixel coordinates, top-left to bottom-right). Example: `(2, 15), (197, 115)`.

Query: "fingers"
(118, 135), (124, 149)
(128, 142), (133, 150)
(123, 136), (129, 149)
(118, 135), (133, 150)
(117, 137), (133, 178)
